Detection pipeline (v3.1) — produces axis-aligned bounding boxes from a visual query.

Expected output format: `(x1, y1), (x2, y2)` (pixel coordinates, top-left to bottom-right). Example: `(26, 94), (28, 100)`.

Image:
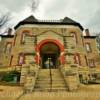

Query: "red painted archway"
(34, 39), (65, 65)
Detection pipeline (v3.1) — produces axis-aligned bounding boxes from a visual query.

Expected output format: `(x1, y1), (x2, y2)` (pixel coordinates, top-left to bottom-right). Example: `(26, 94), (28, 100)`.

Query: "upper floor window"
(70, 32), (77, 45)
(85, 43), (92, 52)
(74, 54), (81, 65)
(21, 31), (35, 45)
(5, 42), (12, 54)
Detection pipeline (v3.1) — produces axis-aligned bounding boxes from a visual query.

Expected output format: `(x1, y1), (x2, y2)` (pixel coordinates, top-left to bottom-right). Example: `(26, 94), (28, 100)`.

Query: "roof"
(14, 15), (84, 30)
(84, 36), (96, 39)
(62, 17), (78, 24)
(0, 35), (14, 38)
(21, 15), (38, 23)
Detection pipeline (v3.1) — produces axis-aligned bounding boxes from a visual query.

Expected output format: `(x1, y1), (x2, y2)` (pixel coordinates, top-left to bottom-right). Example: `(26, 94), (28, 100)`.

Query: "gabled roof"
(22, 15), (38, 23)
(14, 15), (84, 31)
(62, 17), (78, 24)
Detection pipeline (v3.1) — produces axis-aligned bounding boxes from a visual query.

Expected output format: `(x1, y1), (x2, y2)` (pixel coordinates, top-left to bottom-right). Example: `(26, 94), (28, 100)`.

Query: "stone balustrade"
(20, 64), (40, 92)
(59, 64), (80, 91)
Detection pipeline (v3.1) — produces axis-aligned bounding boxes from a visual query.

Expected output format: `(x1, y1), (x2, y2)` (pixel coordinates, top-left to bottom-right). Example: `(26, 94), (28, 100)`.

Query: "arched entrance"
(35, 39), (65, 68)
(40, 42), (60, 68)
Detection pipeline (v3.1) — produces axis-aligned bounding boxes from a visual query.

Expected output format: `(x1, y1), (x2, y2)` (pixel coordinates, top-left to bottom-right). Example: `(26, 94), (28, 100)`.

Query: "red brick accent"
(9, 55), (13, 66)
(74, 53), (81, 65)
(35, 39), (65, 64)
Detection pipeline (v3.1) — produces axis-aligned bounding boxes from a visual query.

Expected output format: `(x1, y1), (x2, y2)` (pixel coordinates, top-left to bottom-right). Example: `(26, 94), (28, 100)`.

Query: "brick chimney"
(8, 28), (12, 35)
(85, 29), (90, 36)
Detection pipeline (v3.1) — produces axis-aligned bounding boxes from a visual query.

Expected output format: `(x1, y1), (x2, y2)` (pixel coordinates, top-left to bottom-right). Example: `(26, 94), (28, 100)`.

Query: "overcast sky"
(0, 0), (100, 35)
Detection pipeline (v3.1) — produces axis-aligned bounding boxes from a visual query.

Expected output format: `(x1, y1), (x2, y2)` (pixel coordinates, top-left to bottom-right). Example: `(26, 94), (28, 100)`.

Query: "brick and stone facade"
(0, 15), (100, 87)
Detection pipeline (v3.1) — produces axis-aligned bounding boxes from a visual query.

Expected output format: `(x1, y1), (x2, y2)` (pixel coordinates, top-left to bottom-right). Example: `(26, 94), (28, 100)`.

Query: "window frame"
(74, 53), (81, 65)
(85, 43), (92, 53)
(18, 53), (25, 66)
(88, 59), (95, 68)
(70, 32), (78, 44)
(5, 42), (12, 54)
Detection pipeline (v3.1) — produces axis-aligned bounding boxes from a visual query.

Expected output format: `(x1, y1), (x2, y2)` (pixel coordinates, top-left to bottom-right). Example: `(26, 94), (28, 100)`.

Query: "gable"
(37, 30), (63, 44)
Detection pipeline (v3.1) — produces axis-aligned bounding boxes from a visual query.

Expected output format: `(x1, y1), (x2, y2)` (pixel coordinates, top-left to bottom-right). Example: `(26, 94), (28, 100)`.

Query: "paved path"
(0, 84), (100, 100)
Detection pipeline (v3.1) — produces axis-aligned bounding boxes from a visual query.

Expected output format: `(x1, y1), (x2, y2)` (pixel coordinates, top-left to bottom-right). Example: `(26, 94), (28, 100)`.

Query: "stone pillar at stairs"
(20, 64), (30, 85)
(60, 64), (80, 91)
(24, 74), (36, 93)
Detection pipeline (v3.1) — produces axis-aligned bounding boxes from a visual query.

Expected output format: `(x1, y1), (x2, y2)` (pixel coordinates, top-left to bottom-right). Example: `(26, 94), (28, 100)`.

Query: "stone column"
(20, 64), (29, 85)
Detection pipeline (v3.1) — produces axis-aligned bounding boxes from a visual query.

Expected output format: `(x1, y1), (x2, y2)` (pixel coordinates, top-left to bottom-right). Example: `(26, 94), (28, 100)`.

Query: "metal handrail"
(48, 58), (52, 92)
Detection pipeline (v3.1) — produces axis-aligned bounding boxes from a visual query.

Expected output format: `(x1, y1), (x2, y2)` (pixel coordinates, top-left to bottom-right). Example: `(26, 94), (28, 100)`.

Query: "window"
(22, 34), (26, 44)
(18, 53), (25, 65)
(88, 59), (95, 67)
(5, 42), (12, 54)
(21, 33), (35, 45)
(85, 43), (91, 52)
(70, 33), (77, 45)
(21, 31), (30, 44)
(74, 54), (81, 65)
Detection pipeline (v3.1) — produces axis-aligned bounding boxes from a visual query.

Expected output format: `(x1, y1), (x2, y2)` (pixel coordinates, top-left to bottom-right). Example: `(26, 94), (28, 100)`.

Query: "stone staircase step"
(34, 68), (67, 92)
(34, 88), (67, 92)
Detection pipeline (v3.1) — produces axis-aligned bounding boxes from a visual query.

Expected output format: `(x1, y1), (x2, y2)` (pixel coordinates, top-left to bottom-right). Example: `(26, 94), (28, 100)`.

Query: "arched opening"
(35, 39), (65, 68)
(40, 42), (60, 69)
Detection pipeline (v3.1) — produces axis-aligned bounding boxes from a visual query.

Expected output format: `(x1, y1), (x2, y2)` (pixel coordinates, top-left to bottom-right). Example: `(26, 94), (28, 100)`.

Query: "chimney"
(85, 29), (90, 36)
(8, 28), (12, 35)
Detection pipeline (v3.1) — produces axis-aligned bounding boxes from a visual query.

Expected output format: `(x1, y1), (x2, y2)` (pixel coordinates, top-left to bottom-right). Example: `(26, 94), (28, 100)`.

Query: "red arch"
(35, 39), (65, 64)
(36, 39), (64, 52)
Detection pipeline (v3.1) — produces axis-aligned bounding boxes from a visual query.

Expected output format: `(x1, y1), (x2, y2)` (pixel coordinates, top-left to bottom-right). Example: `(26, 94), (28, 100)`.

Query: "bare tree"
(0, 12), (11, 29)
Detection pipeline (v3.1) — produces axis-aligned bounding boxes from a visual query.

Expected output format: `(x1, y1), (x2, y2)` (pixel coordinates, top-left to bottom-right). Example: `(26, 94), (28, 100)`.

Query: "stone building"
(0, 15), (100, 91)
(96, 33), (100, 55)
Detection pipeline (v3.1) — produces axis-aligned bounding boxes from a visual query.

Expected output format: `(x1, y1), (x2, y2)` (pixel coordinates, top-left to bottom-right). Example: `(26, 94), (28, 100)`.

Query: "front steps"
(34, 69), (68, 92)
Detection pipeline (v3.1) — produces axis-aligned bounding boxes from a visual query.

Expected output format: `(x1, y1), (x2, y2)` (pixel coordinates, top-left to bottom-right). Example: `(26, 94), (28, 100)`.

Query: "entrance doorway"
(40, 42), (60, 69)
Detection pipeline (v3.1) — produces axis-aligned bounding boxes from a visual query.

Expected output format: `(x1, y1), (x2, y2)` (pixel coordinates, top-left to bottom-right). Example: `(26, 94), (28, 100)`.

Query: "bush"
(1, 71), (21, 82)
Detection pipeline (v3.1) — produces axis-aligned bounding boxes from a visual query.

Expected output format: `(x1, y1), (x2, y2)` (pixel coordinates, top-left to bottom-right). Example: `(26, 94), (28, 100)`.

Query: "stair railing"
(48, 58), (52, 92)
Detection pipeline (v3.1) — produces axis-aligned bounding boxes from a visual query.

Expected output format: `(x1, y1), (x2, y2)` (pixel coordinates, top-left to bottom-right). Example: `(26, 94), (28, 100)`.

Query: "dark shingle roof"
(84, 36), (96, 39)
(62, 17), (78, 24)
(14, 15), (84, 30)
(22, 15), (38, 23)
(0, 35), (14, 38)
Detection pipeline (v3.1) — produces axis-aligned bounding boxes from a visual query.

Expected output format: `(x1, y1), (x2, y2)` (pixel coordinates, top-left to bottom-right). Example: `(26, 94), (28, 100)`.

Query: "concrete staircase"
(34, 69), (68, 92)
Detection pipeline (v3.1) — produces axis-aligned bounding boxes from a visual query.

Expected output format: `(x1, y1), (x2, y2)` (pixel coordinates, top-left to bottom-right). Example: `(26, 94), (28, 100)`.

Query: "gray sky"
(0, 0), (100, 35)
